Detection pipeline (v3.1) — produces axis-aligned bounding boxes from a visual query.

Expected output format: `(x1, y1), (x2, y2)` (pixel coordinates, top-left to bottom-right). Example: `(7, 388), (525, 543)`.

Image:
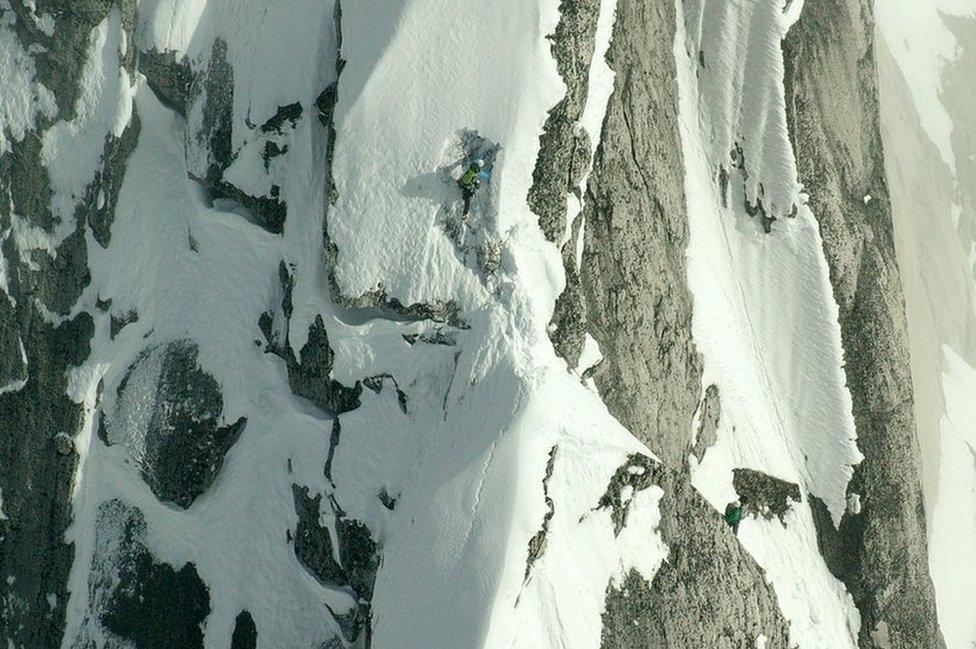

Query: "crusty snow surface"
(929, 347), (976, 648)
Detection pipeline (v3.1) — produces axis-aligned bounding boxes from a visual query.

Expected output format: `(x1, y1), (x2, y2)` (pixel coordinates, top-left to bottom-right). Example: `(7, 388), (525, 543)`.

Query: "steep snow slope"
(677, 0), (860, 523)
(0, 0), (959, 646)
(674, 0), (861, 645)
(43, 0), (677, 647)
(327, 2), (670, 646)
(929, 347), (976, 648)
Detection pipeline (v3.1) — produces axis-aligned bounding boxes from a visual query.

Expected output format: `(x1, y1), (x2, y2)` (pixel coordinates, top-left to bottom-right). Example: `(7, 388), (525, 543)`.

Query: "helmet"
(471, 159), (485, 170)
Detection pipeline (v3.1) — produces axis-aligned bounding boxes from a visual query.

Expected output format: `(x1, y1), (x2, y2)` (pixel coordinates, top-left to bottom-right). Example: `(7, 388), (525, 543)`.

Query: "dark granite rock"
(109, 310), (139, 339)
(291, 483), (377, 643)
(0, 291), (27, 392)
(292, 484), (345, 587)
(104, 340), (246, 509)
(260, 102), (302, 134)
(80, 500), (210, 649)
(231, 610), (258, 649)
(139, 48), (195, 116)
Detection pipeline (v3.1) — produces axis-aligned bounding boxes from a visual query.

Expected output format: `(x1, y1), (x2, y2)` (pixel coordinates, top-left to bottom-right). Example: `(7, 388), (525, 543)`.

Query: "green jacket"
(724, 504), (743, 525)
(459, 167), (478, 188)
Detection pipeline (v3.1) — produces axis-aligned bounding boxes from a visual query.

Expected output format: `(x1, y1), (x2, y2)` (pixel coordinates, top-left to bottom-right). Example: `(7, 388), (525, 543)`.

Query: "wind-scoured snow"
(674, 0), (862, 645)
(328, 0), (566, 310)
(677, 0), (861, 525)
(326, 1), (668, 645)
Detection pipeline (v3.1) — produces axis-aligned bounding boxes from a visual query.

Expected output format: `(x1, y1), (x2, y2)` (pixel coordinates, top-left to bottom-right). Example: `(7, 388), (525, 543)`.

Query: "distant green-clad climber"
(457, 158), (490, 216)
(724, 496), (747, 535)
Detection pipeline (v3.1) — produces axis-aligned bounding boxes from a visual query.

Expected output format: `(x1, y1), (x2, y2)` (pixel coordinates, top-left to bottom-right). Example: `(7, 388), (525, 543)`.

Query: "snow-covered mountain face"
(0, 0), (972, 647)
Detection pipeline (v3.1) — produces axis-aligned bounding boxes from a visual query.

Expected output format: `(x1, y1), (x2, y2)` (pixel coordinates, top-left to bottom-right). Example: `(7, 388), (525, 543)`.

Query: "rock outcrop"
(783, 1), (944, 645)
(292, 484), (377, 645)
(101, 341), (247, 509)
(231, 610), (258, 649)
(260, 263), (362, 415)
(0, 4), (136, 643)
(534, 0), (794, 645)
(74, 500), (211, 648)
(599, 455), (791, 649)
(576, 0), (703, 470)
(731, 469), (801, 524)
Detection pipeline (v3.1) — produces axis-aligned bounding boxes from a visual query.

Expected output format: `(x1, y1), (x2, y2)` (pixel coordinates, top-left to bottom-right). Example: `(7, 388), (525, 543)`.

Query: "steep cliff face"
(783, 1), (944, 645)
(537, 0), (794, 644)
(0, 0), (966, 646)
(576, 0), (703, 472)
(0, 1), (134, 644)
(876, 1), (976, 645)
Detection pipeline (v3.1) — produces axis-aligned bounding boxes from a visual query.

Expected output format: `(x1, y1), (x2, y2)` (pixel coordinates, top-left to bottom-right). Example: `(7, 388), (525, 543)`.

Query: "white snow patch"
(928, 346), (976, 649)
(497, 377), (666, 649)
(577, 332), (603, 373)
(737, 506), (860, 647)
(328, 0), (565, 310)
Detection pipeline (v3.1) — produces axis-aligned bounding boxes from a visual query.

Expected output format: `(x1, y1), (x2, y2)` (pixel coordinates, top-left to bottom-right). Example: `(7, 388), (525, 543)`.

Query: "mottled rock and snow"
(0, 0), (967, 646)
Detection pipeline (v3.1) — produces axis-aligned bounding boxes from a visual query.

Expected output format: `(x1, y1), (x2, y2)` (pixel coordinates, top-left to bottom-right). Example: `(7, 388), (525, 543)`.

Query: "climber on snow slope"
(458, 158), (490, 216)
